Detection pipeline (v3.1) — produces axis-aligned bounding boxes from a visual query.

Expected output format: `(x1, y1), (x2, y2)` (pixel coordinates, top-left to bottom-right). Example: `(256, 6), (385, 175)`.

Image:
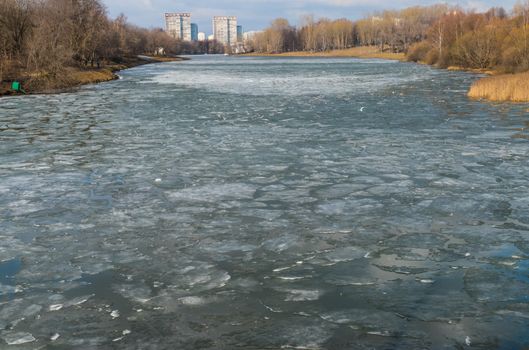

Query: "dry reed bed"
(468, 72), (529, 102)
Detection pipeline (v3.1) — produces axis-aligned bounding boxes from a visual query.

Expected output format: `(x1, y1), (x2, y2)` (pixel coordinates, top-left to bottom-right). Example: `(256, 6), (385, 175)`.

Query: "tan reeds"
(468, 72), (529, 102)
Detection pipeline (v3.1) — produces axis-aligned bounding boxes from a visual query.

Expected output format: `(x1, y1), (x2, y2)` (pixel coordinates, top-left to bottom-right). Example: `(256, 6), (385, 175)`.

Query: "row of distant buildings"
(165, 13), (244, 46)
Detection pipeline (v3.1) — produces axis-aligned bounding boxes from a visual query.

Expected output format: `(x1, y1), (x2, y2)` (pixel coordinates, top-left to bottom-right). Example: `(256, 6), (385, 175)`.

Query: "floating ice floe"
(178, 296), (207, 306)
(419, 279), (435, 284)
(166, 183), (256, 202)
(49, 304), (63, 311)
(3, 332), (36, 345)
(465, 336), (471, 346)
(284, 289), (322, 302)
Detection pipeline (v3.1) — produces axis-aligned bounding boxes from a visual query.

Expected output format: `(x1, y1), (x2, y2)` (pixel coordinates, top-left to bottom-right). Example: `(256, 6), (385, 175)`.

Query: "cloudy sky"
(101, 0), (519, 34)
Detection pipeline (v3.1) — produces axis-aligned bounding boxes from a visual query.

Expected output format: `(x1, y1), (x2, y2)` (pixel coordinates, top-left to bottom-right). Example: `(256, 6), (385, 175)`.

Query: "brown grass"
(468, 72), (529, 102)
(245, 46), (406, 61)
(69, 68), (117, 85)
(447, 66), (496, 75)
(149, 56), (186, 62)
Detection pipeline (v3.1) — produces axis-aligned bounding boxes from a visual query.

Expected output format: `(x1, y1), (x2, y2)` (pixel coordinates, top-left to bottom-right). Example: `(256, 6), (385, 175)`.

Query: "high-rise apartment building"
(237, 25), (243, 43)
(198, 32), (206, 41)
(165, 13), (191, 41)
(191, 23), (199, 41)
(213, 16), (238, 46)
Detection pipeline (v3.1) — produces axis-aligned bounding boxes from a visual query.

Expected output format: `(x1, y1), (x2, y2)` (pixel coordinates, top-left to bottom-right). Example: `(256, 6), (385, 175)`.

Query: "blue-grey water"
(1, 56), (529, 349)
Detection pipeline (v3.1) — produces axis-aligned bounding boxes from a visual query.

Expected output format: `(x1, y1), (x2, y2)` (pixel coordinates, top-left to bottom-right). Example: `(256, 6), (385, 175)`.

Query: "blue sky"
(101, 0), (519, 34)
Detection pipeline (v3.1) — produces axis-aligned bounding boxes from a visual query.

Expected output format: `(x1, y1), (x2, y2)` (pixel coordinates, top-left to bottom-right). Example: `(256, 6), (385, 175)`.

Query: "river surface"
(1, 56), (529, 349)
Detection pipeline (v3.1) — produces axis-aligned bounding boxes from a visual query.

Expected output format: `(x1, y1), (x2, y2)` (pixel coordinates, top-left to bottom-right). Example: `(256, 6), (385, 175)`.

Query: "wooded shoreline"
(0, 55), (186, 96)
(243, 3), (529, 102)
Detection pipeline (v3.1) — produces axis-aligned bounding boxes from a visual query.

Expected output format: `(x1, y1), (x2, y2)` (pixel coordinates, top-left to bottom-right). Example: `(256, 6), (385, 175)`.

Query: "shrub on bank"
(407, 42), (432, 62)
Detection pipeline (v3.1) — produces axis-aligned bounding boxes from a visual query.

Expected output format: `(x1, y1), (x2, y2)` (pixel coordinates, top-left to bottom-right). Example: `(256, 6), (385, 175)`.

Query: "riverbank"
(244, 46), (406, 61)
(468, 72), (529, 103)
(246, 47), (529, 103)
(0, 55), (187, 96)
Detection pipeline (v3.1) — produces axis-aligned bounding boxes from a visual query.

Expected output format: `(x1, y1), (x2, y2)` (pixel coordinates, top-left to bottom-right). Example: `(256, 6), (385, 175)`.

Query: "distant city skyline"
(102, 0), (520, 34)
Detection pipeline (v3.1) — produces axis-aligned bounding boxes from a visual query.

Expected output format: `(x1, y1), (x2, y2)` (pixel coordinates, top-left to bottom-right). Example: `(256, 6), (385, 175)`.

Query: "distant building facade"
(237, 25), (243, 42)
(191, 23), (199, 41)
(243, 31), (261, 43)
(207, 34), (215, 41)
(213, 16), (238, 46)
(165, 13), (191, 41)
(198, 32), (206, 41)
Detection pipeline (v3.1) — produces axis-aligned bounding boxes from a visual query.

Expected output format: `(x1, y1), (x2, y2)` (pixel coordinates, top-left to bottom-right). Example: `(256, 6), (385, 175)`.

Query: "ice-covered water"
(1, 55), (529, 349)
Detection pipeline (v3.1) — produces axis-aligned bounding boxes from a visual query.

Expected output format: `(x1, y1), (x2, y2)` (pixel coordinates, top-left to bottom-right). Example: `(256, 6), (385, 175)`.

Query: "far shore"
(0, 55), (187, 97)
(243, 47), (529, 103)
(4, 50), (528, 103)
(242, 46), (406, 61)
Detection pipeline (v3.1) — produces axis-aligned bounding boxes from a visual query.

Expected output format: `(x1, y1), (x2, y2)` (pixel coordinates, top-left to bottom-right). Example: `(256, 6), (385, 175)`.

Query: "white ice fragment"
(155, 178), (162, 183)
(296, 261), (303, 265)
(465, 336), (471, 346)
(273, 266), (292, 273)
(122, 330), (131, 336)
(420, 279), (435, 284)
(66, 295), (92, 307)
(284, 289), (322, 301)
(178, 296), (206, 305)
(465, 253), (471, 257)
(262, 303), (282, 313)
(367, 331), (391, 337)
(364, 252), (371, 258)
(112, 337), (124, 342)
(50, 333), (60, 341)
(349, 282), (375, 286)
(3, 332), (36, 345)
(110, 310), (120, 319)
(49, 304), (63, 311)
(360, 107), (366, 112)
(277, 276), (305, 281)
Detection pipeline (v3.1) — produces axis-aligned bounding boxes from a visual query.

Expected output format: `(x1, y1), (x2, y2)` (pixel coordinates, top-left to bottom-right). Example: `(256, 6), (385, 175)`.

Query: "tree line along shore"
(0, 0), (221, 96)
(2, 1), (529, 102)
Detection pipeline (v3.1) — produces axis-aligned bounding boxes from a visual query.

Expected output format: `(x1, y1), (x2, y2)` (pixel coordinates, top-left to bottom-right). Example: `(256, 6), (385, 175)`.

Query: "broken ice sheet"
(2, 332), (36, 345)
(1, 55), (529, 348)
(282, 289), (323, 302)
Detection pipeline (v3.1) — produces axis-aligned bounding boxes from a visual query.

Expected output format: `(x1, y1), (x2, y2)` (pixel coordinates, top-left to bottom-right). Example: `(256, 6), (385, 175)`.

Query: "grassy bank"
(245, 46), (406, 61)
(1, 55), (186, 96)
(468, 72), (529, 103)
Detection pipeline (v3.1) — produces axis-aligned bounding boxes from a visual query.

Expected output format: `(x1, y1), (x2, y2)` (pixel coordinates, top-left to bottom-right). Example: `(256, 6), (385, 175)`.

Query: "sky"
(101, 0), (520, 34)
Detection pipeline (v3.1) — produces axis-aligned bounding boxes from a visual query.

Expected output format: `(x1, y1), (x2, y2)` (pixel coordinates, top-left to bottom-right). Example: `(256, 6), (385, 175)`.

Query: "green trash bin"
(11, 81), (20, 91)
(11, 81), (25, 94)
